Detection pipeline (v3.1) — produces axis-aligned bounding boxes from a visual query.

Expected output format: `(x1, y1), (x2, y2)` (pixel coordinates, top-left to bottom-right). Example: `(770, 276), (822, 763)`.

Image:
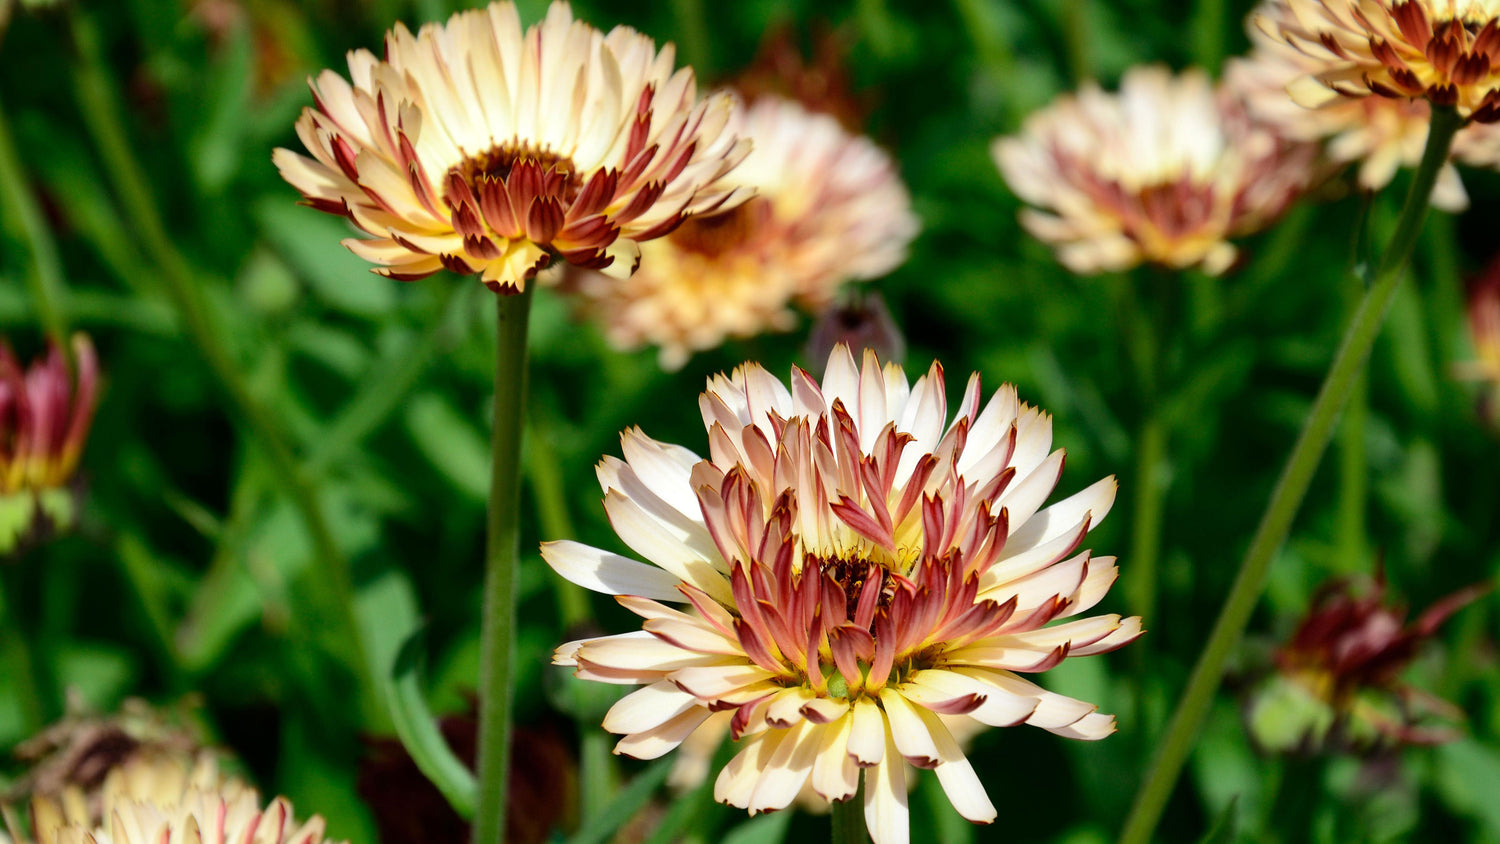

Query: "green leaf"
(1198, 795), (1239, 844)
(383, 626), (478, 820)
(404, 392), (490, 500)
(722, 811), (792, 844)
(563, 759), (673, 844)
(252, 197), (396, 317)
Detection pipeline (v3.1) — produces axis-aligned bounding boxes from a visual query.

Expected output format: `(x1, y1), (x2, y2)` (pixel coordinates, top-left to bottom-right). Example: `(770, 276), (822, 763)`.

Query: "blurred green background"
(2, 0), (1499, 842)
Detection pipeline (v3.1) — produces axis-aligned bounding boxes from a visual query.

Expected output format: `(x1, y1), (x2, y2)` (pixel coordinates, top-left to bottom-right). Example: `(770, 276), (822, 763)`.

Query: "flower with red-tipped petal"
(274, 0), (750, 293)
(546, 346), (1142, 844)
(10, 752), (343, 844)
(1231, 3), (1500, 210)
(1245, 574), (1487, 754)
(567, 95), (918, 369)
(1456, 253), (1500, 424)
(0, 334), (99, 555)
(993, 66), (1316, 276)
(1256, 0), (1500, 122)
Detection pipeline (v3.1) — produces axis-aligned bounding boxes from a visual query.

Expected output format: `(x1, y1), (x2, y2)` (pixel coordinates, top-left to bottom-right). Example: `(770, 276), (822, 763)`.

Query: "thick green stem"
(474, 289), (534, 844)
(831, 788), (867, 844)
(65, 9), (382, 726)
(0, 95), (69, 347)
(1115, 106), (1464, 844)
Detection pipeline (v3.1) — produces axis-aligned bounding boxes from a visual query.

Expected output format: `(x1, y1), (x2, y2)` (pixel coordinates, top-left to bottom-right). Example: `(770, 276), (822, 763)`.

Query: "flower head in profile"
(11, 754), (342, 844)
(274, 0), (750, 293)
(1256, 0), (1500, 122)
(1245, 574), (1487, 754)
(567, 95), (918, 369)
(1229, 6), (1500, 210)
(1, 335), (99, 556)
(993, 65), (1316, 275)
(547, 347), (1142, 844)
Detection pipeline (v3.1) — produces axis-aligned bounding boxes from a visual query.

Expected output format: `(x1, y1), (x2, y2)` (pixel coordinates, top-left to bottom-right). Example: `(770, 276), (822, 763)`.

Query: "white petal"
(862, 733), (909, 844)
(540, 540), (686, 601)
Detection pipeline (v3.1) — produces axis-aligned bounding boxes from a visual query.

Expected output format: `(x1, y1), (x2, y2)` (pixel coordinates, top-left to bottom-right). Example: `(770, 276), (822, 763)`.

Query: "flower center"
(444, 143), (582, 208)
(668, 197), (773, 256)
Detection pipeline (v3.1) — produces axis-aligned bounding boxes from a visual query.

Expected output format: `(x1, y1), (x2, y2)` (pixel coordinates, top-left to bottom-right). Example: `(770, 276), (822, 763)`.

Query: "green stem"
(1061, 0), (1092, 84)
(524, 410), (589, 627)
(64, 9), (382, 727)
(1115, 105), (1464, 844)
(1190, 0), (1227, 71)
(474, 288), (534, 844)
(0, 95), (69, 347)
(831, 788), (868, 844)
(1128, 415), (1167, 626)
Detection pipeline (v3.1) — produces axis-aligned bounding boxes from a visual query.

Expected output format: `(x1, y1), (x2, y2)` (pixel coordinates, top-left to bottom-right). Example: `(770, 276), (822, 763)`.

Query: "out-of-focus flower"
(1244, 574), (1487, 754)
(1456, 253), (1500, 423)
(11, 753), (342, 844)
(357, 707), (576, 844)
(804, 290), (906, 373)
(0, 335), (99, 556)
(1255, 0), (1500, 122)
(274, 0), (750, 293)
(547, 346), (1141, 844)
(5, 698), (210, 821)
(993, 66), (1316, 276)
(567, 96), (918, 369)
(1233, 2), (1500, 210)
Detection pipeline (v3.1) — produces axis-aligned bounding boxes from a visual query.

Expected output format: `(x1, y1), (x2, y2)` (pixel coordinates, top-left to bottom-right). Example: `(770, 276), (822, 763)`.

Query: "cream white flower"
(16, 756), (340, 844)
(993, 65), (1315, 275)
(1235, 1), (1500, 209)
(547, 347), (1142, 844)
(1256, 0), (1500, 122)
(274, 0), (750, 292)
(567, 95), (918, 369)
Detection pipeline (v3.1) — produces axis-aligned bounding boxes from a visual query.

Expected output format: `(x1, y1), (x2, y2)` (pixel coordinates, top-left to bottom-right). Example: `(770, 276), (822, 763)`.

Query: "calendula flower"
(273, 0), (750, 293)
(12, 755), (341, 844)
(0, 335), (99, 556)
(993, 66), (1315, 275)
(547, 347), (1142, 844)
(1245, 574), (1487, 754)
(1256, 0), (1500, 122)
(567, 95), (918, 369)
(1236, 2), (1500, 210)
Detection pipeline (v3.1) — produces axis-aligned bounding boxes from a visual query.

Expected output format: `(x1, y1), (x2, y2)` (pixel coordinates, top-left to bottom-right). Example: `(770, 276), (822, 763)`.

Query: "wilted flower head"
(0, 335), (99, 555)
(1229, 6), (1500, 210)
(11, 754), (342, 844)
(567, 95), (918, 369)
(274, 0), (750, 293)
(1245, 574), (1487, 754)
(547, 346), (1141, 844)
(993, 66), (1316, 275)
(1256, 0), (1500, 122)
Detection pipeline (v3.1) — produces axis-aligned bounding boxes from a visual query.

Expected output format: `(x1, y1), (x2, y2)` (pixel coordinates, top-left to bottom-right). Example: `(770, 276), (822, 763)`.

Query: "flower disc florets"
(1257, 0), (1500, 122)
(547, 347), (1142, 844)
(274, 0), (751, 292)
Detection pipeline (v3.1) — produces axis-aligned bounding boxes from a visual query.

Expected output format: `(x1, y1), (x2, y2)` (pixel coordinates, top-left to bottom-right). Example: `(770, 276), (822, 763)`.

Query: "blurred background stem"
(0, 94), (69, 349)
(63, 8), (383, 728)
(1190, 0), (1227, 70)
(1120, 271), (1169, 638)
(474, 288), (533, 844)
(1116, 105), (1465, 844)
(1336, 273), (1369, 572)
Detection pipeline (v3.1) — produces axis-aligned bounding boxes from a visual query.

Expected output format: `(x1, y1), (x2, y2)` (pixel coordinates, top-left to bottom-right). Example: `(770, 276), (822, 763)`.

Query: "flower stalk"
(831, 791), (868, 844)
(0, 94), (68, 348)
(64, 8), (382, 726)
(1116, 104), (1465, 844)
(474, 287), (534, 844)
